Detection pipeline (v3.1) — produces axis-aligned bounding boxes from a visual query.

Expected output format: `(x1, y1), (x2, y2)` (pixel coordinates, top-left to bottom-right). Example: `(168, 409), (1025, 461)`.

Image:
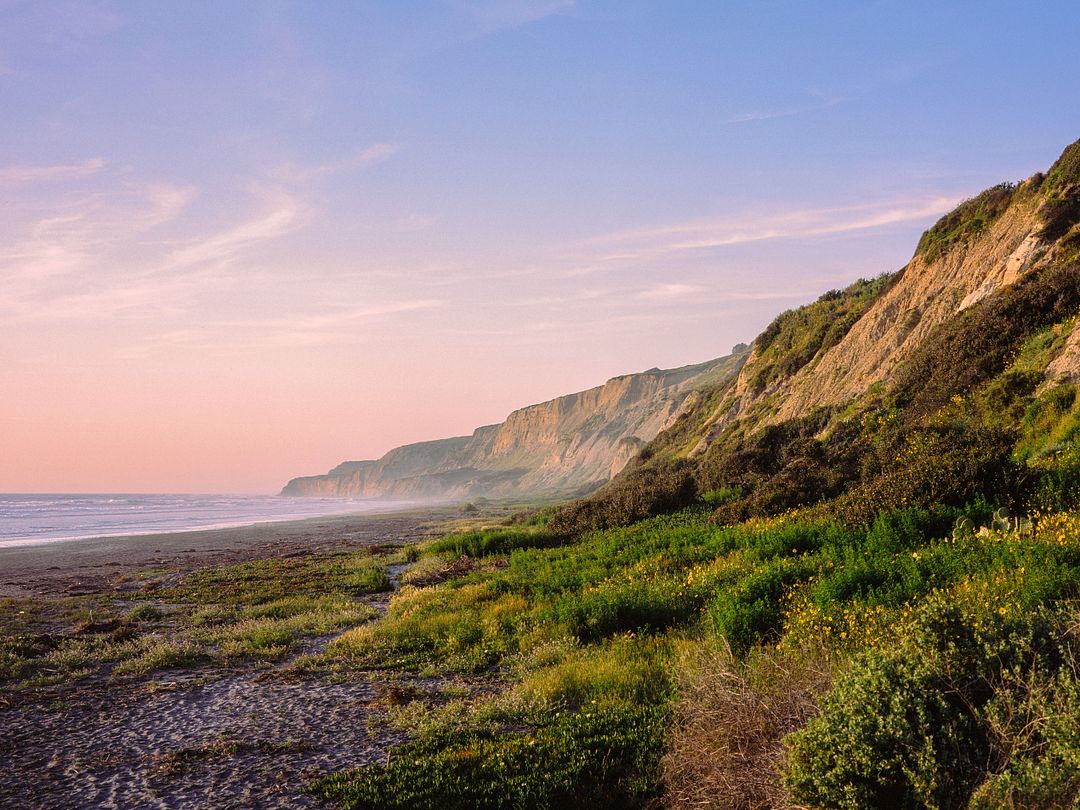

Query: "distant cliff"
(281, 350), (748, 500)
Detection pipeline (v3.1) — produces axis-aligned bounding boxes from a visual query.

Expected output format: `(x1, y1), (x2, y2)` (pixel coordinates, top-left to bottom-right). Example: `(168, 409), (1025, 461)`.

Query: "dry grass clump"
(661, 641), (832, 810)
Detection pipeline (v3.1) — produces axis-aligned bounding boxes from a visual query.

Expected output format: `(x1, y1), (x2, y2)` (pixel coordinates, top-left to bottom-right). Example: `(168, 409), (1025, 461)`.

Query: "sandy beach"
(0, 507), (458, 599)
(0, 506), (477, 808)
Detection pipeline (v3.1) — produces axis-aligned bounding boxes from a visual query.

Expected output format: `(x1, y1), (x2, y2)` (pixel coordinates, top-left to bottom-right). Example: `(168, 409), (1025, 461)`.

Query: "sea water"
(0, 493), (408, 548)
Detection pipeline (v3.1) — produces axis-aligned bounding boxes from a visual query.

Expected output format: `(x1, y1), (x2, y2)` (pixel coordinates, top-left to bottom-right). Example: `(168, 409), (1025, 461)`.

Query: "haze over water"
(0, 493), (408, 548)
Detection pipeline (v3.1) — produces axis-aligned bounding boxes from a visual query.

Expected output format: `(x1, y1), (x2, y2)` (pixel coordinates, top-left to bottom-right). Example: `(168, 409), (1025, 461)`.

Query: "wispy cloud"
(0, 157), (105, 185)
(635, 282), (703, 301)
(728, 92), (843, 124)
(269, 143), (399, 184)
(182, 299), (447, 348)
(162, 190), (302, 271)
(137, 183), (199, 228)
(0, 178), (296, 324)
(0, 181), (195, 288)
(249, 299), (443, 331)
(456, 0), (574, 30)
(585, 196), (958, 260)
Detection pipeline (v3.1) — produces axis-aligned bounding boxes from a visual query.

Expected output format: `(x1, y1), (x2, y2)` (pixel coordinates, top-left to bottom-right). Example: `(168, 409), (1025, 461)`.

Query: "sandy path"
(2, 667), (405, 809)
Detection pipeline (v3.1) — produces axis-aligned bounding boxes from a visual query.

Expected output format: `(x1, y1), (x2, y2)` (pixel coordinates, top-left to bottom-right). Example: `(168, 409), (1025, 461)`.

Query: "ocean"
(0, 493), (408, 548)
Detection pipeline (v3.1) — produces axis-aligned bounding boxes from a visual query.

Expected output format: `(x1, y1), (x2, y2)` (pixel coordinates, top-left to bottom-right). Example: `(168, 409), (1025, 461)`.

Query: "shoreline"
(0, 499), (426, 549)
(0, 506), (459, 598)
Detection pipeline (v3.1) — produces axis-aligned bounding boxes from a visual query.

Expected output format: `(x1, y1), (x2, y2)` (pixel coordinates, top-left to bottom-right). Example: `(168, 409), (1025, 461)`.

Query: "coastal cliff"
(281, 350), (748, 499)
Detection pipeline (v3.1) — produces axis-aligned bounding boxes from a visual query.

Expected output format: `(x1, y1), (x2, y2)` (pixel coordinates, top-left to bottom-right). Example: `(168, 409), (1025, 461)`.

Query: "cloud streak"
(269, 143), (400, 184)
(728, 91), (844, 124)
(0, 157), (105, 185)
(635, 282), (703, 301)
(162, 191), (302, 271)
(456, 0), (574, 31)
(584, 195), (958, 261)
(0, 179), (297, 324)
(236, 299), (444, 332)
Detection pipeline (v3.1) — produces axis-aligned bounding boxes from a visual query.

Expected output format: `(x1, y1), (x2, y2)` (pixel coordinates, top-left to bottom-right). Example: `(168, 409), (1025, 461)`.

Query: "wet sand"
(0, 508), (458, 598)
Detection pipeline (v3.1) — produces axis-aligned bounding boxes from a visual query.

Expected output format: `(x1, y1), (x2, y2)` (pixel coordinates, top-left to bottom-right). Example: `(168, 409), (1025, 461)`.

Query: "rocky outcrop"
(281, 349), (749, 499)
(1045, 322), (1080, 384)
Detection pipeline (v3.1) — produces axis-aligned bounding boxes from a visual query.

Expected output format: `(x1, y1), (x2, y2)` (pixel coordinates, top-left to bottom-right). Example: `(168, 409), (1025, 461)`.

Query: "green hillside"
(310, 140), (1080, 809)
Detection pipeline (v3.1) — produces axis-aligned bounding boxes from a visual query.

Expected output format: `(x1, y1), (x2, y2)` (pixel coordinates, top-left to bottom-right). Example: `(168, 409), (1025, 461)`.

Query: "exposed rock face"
(768, 191), (1044, 417)
(281, 350), (748, 499)
(691, 145), (1080, 449)
(1046, 322), (1080, 384)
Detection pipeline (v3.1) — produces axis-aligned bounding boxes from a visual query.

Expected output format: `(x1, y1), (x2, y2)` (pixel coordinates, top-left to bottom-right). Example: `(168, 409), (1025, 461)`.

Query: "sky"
(1, 0), (1078, 494)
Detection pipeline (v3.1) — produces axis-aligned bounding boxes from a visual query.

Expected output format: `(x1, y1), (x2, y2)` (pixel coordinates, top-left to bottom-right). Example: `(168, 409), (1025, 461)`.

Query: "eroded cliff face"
(1047, 323), (1080, 384)
(691, 147), (1080, 451)
(281, 350), (748, 499)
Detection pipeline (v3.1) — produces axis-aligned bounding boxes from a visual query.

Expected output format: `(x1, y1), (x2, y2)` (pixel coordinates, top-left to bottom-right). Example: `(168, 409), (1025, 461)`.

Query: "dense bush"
(825, 423), (1021, 526)
(750, 275), (893, 393)
(1044, 137), (1080, 192)
(1039, 187), (1080, 241)
(547, 459), (697, 536)
(311, 703), (668, 810)
(784, 602), (1071, 809)
(893, 262), (1080, 416)
(427, 527), (563, 558)
(707, 558), (817, 654)
(688, 404), (891, 526)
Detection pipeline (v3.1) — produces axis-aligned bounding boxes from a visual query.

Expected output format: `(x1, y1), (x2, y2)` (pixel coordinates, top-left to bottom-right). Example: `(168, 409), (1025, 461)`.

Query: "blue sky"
(1, 0), (1078, 491)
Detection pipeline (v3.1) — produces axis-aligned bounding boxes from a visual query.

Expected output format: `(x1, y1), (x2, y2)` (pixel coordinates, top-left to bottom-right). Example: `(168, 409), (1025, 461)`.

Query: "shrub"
(311, 703), (668, 810)
(126, 604), (162, 622)
(113, 639), (204, 676)
(893, 262), (1080, 417)
(783, 602), (1067, 809)
(330, 583), (527, 673)
(551, 576), (692, 643)
(427, 527), (562, 558)
(1044, 138), (1080, 192)
(547, 459), (697, 536)
(749, 276), (893, 392)
(708, 558), (817, 654)
(513, 635), (672, 711)
(826, 424), (1021, 527)
(915, 183), (1016, 262)
(701, 486), (743, 506)
(1039, 188), (1080, 241)
(969, 670), (1080, 808)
